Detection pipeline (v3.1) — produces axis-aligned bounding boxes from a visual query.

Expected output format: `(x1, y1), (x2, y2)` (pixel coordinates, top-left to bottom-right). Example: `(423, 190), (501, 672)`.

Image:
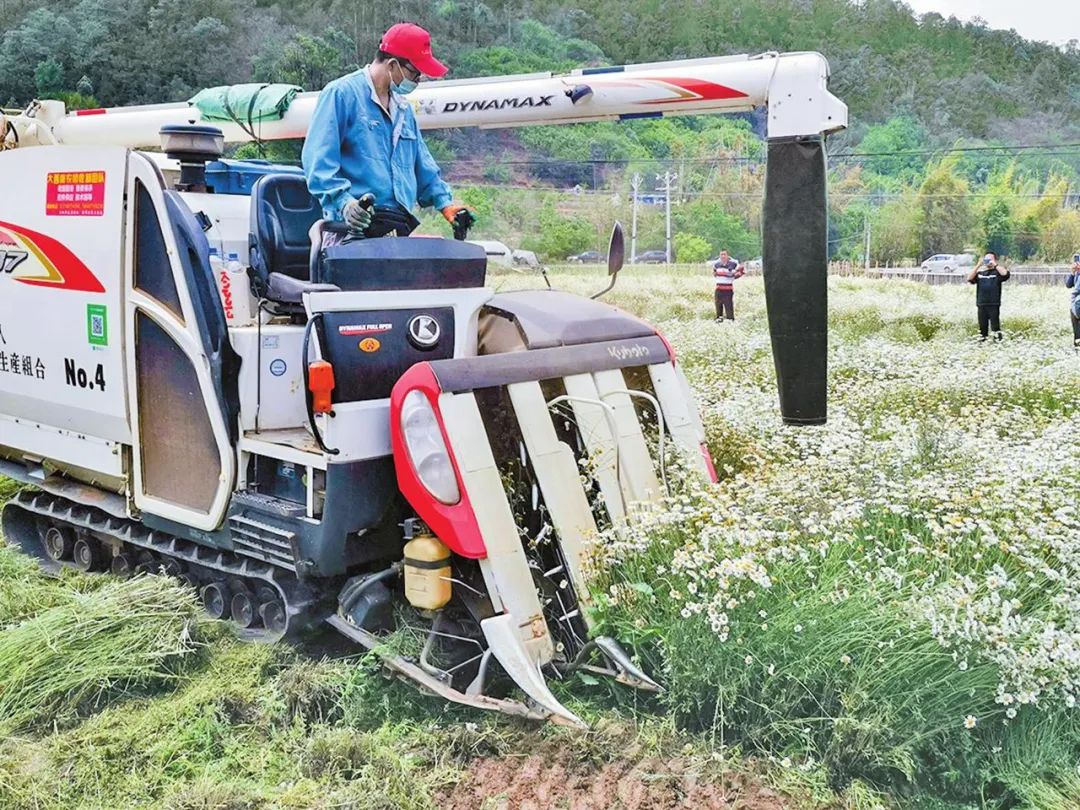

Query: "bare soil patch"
(439, 747), (792, 810)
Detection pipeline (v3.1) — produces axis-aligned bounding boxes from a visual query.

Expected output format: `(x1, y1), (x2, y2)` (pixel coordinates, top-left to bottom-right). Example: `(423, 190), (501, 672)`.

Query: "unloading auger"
(0, 51), (846, 724)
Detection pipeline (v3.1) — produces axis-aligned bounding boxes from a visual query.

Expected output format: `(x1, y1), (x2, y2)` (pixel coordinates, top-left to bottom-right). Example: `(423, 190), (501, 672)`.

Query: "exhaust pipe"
(762, 136), (828, 425)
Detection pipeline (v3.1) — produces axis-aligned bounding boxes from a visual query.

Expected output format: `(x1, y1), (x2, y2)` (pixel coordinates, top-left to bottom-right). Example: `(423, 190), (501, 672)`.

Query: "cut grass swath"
(0, 575), (202, 733)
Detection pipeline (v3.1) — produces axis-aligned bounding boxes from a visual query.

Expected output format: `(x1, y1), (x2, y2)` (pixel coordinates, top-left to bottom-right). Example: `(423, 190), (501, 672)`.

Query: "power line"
(832, 142), (1080, 158)
(450, 181), (1077, 201)
(437, 143), (1080, 166)
(829, 192), (1074, 199)
(441, 151), (1080, 167)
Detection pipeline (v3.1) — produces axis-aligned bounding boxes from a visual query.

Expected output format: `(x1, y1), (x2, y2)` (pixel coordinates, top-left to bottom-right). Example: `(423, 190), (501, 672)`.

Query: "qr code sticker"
(87, 305), (108, 346)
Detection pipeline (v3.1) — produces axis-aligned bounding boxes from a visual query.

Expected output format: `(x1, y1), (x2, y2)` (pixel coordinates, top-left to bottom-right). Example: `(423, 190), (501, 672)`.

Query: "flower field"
(564, 268), (1080, 806)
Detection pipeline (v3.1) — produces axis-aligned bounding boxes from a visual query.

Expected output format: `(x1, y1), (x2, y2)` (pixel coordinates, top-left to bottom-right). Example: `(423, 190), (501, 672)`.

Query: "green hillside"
(4, 0), (1079, 140)
(2, 0), (1078, 261)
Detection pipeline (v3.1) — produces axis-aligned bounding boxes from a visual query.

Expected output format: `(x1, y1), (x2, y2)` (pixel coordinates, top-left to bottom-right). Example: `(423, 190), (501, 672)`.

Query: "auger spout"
(762, 136), (829, 425)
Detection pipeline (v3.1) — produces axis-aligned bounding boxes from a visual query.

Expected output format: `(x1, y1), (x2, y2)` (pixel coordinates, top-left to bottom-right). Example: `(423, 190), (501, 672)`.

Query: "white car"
(512, 249), (539, 268)
(467, 240), (514, 267)
(921, 253), (974, 273)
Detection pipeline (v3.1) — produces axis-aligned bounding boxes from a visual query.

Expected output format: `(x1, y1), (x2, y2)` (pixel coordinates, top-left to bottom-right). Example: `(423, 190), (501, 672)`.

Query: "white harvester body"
(0, 51), (845, 724)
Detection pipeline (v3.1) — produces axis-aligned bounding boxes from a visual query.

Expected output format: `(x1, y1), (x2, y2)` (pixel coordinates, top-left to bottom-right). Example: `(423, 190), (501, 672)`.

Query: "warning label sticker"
(46, 171), (106, 217)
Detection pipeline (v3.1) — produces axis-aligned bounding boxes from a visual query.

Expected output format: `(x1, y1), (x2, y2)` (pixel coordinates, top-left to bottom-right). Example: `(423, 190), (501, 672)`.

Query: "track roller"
(259, 599), (287, 634)
(201, 581), (231, 620)
(230, 591), (257, 628)
(111, 552), (136, 578)
(178, 572), (200, 590)
(135, 550), (158, 575)
(42, 525), (75, 562)
(73, 537), (106, 572)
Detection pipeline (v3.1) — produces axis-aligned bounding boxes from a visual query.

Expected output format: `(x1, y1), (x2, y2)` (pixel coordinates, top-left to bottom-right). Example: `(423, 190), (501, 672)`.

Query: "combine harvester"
(0, 52), (846, 725)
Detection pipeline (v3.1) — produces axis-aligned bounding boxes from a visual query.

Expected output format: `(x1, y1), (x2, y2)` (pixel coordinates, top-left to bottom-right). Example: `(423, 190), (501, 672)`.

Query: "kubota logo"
(607, 343), (652, 361)
(0, 221), (105, 293)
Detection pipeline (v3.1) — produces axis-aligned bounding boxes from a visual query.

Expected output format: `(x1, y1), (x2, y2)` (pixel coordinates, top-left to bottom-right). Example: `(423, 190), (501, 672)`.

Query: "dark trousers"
(977, 305), (1001, 337)
(1072, 312), (1080, 341)
(715, 289), (734, 320)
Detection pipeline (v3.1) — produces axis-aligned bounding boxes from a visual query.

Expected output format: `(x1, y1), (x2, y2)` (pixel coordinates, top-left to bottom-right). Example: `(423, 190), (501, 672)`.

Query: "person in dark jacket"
(1065, 252), (1080, 347)
(966, 252), (1010, 341)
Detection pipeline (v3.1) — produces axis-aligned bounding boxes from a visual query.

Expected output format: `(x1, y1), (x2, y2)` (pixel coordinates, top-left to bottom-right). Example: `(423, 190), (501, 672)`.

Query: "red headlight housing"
(389, 363), (487, 559)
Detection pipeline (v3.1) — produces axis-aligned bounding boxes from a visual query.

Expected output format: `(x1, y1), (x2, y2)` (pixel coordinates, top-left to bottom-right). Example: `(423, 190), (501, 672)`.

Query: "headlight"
(400, 389), (461, 505)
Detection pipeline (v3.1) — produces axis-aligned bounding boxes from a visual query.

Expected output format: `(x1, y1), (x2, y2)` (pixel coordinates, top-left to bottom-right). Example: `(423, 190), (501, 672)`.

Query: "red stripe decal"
(74, 108), (107, 116)
(640, 77), (749, 104)
(0, 220), (106, 293)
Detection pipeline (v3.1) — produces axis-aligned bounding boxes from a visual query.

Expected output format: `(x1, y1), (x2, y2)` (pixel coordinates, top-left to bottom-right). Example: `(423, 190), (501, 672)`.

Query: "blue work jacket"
(302, 67), (452, 221)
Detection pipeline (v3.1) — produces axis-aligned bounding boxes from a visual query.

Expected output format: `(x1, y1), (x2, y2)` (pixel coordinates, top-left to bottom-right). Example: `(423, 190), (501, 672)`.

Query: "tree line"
(3, 0), (1078, 262)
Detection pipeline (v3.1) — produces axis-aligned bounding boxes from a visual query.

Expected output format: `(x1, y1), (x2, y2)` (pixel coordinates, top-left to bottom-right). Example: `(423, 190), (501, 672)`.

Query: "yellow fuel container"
(403, 534), (452, 610)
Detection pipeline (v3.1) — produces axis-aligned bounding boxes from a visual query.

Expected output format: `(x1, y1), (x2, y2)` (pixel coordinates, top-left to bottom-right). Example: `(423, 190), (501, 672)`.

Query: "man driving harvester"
(302, 22), (472, 243)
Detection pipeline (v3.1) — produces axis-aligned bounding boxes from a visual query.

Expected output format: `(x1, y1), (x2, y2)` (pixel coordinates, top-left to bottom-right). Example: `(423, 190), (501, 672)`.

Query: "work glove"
(343, 197), (373, 236)
(441, 202), (471, 225)
(442, 202), (475, 241)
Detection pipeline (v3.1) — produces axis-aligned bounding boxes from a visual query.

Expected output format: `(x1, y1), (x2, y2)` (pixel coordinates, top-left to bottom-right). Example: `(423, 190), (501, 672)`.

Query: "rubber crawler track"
(4, 489), (323, 641)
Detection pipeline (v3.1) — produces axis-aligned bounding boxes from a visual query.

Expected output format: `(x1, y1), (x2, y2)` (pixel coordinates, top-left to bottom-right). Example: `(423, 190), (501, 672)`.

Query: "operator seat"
(249, 174), (339, 305)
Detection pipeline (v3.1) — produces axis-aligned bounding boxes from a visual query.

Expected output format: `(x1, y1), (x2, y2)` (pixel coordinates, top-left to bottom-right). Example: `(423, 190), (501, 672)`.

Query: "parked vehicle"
(633, 250), (669, 264)
(512, 249), (539, 267)
(467, 240), (514, 267)
(921, 253), (974, 273)
(567, 250), (604, 264)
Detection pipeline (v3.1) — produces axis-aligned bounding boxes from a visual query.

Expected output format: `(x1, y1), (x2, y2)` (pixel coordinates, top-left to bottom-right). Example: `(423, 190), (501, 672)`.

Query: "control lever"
(452, 209), (475, 241)
(339, 193), (378, 244)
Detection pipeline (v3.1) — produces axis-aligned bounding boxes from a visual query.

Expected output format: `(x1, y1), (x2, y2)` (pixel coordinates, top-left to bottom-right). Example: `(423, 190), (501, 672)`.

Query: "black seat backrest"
(249, 174), (322, 289)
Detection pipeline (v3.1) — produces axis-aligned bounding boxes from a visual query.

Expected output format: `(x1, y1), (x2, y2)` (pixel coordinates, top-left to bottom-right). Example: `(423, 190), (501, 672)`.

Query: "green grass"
(4, 273), (1080, 808)
(0, 540), (818, 809)
(0, 574), (203, 736)
(592, 511), (1014, 797)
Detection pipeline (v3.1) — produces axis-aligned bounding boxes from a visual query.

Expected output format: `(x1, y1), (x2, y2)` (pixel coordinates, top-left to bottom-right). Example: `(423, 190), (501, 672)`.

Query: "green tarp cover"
(189, 83), (302, 124)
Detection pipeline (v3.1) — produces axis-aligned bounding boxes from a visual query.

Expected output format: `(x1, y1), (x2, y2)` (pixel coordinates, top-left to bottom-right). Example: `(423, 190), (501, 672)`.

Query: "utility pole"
(864, 212), (871, 270)
(630, 173), (642, 261)
(657, 171), (677, 264)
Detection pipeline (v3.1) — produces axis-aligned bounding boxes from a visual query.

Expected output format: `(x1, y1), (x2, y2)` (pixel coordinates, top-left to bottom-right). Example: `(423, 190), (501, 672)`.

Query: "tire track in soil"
(439, 751), (791, 809)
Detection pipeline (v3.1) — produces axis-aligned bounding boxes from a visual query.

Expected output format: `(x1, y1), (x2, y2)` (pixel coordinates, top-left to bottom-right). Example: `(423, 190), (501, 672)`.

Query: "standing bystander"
(713, 250), (745, 322)
(1065, 252), (1080, 347)
(966, 252), (1010, 342)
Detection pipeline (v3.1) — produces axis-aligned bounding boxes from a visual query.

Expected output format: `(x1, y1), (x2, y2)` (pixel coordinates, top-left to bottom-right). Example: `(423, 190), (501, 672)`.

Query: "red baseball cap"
(380, 23), (448, 78)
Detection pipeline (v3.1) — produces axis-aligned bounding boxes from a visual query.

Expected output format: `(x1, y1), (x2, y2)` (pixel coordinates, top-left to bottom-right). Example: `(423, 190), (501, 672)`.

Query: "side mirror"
(607, 221), (625, 276)
(592, 221), (624, 299)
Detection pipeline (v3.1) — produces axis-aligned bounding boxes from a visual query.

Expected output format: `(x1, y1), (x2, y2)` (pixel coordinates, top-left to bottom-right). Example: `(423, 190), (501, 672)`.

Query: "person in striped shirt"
(713, 250), (745, 322)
